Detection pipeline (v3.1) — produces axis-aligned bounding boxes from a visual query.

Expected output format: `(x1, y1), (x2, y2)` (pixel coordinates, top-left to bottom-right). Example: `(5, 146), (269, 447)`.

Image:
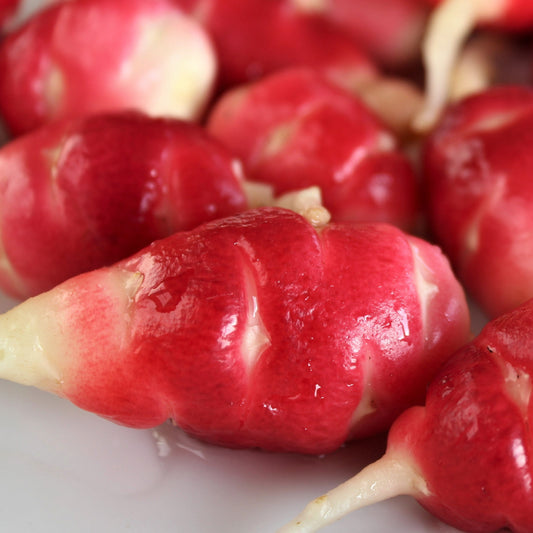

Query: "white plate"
(0, 291), (485, 533)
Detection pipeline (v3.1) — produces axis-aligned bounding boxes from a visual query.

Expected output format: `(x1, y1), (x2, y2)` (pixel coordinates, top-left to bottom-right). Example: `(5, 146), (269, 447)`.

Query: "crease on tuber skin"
(44, 65), (65, 116)
(461, 175), (506, 262)
(487, 346), (532, 421)
(277, 451), (430, 533)
(240, 262), (271, 373)
(409, 240), (439, 342)
(413, 0), (505, 132)
(348, 351), (377, 428)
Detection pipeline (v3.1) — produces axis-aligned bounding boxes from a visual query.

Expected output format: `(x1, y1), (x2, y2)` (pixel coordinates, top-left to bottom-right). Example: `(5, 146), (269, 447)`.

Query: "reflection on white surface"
(0, 290), (473, 532)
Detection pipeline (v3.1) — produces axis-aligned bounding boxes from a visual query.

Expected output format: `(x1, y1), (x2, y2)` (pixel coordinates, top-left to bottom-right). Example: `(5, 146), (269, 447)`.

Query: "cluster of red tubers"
(1, 0), (533, 532)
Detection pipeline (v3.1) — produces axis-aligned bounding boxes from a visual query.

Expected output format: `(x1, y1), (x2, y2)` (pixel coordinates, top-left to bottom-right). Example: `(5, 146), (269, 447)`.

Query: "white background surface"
(0, 291), (481, 533)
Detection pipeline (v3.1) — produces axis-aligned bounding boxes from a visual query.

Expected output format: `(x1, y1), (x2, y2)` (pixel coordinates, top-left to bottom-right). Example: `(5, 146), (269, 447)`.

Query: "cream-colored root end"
(277, 454), (428, 533)
(0, 268), (142, 395)
(244, 184), (331, 229)
(0, 290), (70, 394)
(413, 0), (481, 132)
(273, 187), (331, 229)
(289, 0), (328, 13)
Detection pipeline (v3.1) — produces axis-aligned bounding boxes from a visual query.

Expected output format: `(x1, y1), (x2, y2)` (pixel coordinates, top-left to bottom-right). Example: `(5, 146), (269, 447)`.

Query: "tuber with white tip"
(0, 0), (217, 136)
(0, 203), (469, 454)
(279, 297), (533, 532)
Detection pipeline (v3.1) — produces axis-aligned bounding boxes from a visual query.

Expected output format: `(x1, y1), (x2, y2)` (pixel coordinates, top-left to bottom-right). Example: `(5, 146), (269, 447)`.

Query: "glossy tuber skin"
(207, 68), (419, 230)
(0, 207), (469, 454)
(279, 297), (533, 533)
(414, 0), (533, 131)
(0, 111), (246, 299)
(0, 0), (217, 136)
(423, 85), (533, 317)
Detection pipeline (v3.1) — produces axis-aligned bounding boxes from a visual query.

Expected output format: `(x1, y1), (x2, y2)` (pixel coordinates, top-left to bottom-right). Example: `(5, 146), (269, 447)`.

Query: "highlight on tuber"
(0, 204), (469, 454)
(279, 295), (533, 533)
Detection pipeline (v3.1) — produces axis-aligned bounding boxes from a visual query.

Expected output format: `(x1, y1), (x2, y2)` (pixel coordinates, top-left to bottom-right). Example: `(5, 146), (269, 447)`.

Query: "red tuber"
(414, 0), (533, 131)
(0, 111), (246, 299)
(0, 205), (469, 454)
(289, 0), (430, 70)
(174, 0), (423, 138)
(0, 0), (18, 29)
(0, 0), (217, 136)
(279, 296), (533, 533)
(423, 85), (533, 317)
(172, 0), (376, 92)
(0, 0), (69, 33)
(207, 68), (419, 230)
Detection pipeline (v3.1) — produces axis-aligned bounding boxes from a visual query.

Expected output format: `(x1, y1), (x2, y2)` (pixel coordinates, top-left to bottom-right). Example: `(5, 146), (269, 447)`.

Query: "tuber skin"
(0, 206), (470, 454)
(414, 0), (533, 131)
(0, 0), (18, 30)
(289, 0), (430, 70)
(207, 68), (419, 230)
(0, 0), (217, 136)
(0, 111), (247, 299)
(0, 0), (70, 33)
(279, 296), (533, 533)
(423, 85), (533, 318)
(172, 0), (377, 92)
(173, 0), (424, 139)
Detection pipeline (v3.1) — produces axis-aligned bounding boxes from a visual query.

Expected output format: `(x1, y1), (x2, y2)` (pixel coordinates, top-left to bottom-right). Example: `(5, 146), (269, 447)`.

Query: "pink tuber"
(0, 111), (246, 299)
(0, 205), (469, 454)
(207, 68), (419, 230)
(0, 0), (217, 136)
(279, 296), (533, 533)
(423, 85), (533, 317)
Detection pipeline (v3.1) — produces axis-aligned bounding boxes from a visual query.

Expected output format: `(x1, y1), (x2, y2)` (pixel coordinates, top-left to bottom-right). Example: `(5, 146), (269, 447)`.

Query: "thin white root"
(277, 453), (428, 533)
(413, 0), (480, 132)
(273, 187), (331, 229)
